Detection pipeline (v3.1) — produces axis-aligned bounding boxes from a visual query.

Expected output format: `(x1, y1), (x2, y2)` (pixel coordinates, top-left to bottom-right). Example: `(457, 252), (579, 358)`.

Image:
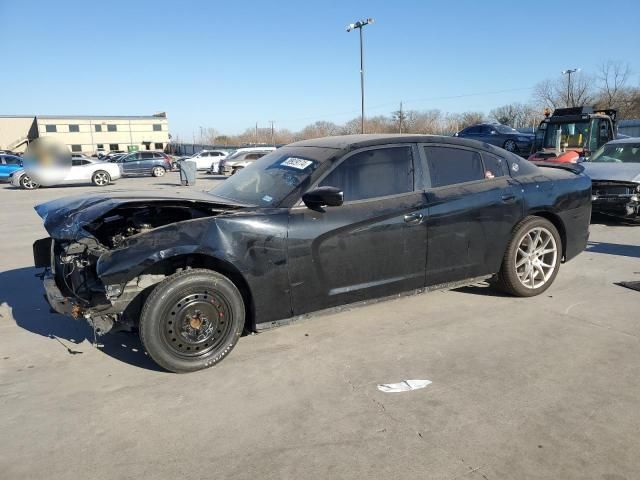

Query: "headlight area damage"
(33, 192), (245, 335)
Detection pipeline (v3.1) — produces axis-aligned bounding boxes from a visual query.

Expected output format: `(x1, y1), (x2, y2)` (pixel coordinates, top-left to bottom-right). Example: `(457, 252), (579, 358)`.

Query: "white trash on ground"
(377, 379), (432, 393)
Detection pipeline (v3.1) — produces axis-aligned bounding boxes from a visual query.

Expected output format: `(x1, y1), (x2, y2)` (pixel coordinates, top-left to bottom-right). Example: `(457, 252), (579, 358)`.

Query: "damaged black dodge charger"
(33, 135), (591, 372)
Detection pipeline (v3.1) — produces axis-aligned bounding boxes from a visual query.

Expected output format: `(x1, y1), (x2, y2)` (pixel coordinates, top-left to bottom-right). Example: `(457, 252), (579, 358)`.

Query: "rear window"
(423, 146), (484, 187)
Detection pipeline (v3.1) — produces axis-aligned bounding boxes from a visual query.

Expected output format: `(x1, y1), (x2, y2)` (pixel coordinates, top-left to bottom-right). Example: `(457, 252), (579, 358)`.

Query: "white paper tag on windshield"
(281, 157), (313, 170)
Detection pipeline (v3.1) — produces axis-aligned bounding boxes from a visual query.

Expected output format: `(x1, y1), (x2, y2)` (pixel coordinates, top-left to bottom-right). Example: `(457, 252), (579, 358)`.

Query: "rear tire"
(139, 269), (245, 373)
(494, 216), (562, 297)
(503, 139), (518, 153)
(92, 170), (111, 186)
(152, 166), (166, 177)
(20, 174), (39, 190)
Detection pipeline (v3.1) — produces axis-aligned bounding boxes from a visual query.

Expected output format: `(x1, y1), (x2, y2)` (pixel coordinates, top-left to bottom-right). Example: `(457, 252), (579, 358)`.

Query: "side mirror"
(490, 130), (497, 135)
(302, 186), (344, 210)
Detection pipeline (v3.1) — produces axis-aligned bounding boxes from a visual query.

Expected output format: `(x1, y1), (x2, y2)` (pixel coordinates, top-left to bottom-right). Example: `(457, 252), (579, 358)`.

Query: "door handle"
(501, 193), (516, 203)
(404, 213), (424, 224)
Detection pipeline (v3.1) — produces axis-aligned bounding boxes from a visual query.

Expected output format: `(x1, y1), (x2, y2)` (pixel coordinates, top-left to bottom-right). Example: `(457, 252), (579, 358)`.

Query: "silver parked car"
(583, 137), (640, 219)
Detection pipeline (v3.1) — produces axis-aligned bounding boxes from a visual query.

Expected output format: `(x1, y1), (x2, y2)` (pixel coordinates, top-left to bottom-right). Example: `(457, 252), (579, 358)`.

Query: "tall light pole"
(346, 17), (374, 134)
(561, 68), (580, 107)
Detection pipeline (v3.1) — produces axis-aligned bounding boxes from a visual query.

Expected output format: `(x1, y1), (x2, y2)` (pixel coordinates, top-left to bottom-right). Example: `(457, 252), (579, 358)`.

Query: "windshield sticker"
(262, 194), (273, 203)
(281, 157), (314, 170)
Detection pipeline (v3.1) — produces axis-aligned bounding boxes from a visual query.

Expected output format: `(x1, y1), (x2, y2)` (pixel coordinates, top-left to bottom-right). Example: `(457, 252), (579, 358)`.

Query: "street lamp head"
(346, 18), (374, 32)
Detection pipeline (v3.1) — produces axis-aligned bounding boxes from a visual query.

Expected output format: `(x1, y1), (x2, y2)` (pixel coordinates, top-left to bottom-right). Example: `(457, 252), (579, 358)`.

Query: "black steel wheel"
(139, 269), (245, 373)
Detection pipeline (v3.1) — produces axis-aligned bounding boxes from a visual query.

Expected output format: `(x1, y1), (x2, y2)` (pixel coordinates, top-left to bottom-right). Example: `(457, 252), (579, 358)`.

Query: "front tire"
(92, 170), (111, 186)
(494, 216), (562, 297)
(139, 269), (245, 373)
(152, 166), (166, 177)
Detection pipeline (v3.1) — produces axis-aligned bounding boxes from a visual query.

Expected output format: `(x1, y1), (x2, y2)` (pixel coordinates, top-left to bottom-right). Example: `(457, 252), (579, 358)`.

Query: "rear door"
(139, 151), (156, 173)
(287, 144), (429, 314)
(420, 144), (522, 285)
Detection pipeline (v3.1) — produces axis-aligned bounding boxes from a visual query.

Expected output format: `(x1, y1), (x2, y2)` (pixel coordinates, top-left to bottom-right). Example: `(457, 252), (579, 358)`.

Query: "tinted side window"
(465, 126), (481, 134)
(423, 146), (484, 187)
(320, 146), (414, 201)
(141, 152), (154, 159)
(4, 156), (21, 165)
(482, 153), (506, 178)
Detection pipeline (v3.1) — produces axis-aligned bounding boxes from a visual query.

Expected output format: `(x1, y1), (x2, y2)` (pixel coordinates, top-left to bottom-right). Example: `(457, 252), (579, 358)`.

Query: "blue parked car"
(0, 154), (23, 182)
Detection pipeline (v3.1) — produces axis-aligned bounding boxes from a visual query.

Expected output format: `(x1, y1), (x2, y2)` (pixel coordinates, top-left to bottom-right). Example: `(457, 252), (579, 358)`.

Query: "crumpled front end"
(591, 181), (640, 218)
(33, 192), (246, 334)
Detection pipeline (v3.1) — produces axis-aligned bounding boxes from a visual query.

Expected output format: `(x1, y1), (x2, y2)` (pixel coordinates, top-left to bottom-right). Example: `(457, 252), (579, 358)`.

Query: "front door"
(120, 152), (141, 175)
(420, 144), (523, 285)
(287, 144), (428, 315)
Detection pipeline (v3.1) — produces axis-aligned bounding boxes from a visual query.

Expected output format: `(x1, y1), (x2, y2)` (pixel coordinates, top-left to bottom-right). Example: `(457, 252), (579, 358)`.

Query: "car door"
(64, 159), (89, 183)
(420, 144), (523, 285)
(479, 125), (500, 146)
(139, 151), (156, 173)
(120, 153), (141, 175)
(287, 144), (429, 315)
(0, 156), (8, 180)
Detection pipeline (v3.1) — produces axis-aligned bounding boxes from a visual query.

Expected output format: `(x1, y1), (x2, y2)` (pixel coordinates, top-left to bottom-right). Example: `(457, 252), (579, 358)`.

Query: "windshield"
(496, 125), (519, 134)
(209, 146), (335, 206)
(590, 143), (640, 163)
(543, 120), (591, 149)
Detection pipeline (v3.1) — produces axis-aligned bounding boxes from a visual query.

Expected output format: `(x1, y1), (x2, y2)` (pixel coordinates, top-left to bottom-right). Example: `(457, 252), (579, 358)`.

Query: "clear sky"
(1, 0), (639, 139)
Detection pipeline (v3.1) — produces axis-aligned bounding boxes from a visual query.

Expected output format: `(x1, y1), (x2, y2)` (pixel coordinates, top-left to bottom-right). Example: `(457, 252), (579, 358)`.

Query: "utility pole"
(346, 18), (374, 134)
(269, 120), (275, 146)
(399, 101), (403, 134)
(255, 122), (258, 146)
(562, 68), (580, 107)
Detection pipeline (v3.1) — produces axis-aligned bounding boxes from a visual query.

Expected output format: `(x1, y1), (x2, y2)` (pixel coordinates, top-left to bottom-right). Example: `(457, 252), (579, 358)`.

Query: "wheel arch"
(134, 253), (255, 332)
(527, 210), (567, 260)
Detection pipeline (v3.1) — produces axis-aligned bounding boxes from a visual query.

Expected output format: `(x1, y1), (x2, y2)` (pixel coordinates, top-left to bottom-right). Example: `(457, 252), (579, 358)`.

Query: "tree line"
(178, 60), (640, 146)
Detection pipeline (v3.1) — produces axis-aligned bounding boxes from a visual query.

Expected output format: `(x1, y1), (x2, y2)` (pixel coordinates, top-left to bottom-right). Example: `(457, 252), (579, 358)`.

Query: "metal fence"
(618, 120), (640, 138)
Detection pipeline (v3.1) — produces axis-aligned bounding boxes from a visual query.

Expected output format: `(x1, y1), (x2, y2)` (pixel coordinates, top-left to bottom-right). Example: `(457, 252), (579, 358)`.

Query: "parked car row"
(6, 150), (172, 189)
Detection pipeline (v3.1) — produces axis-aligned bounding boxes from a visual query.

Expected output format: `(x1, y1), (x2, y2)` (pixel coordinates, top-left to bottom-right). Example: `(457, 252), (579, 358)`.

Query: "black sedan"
(455, 123), (534, 154)
(32, 134), (591, 372)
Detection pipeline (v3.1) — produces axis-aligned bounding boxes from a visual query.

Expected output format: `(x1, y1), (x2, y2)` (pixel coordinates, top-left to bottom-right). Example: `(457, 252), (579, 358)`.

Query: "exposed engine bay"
(36, 200), (242, 335)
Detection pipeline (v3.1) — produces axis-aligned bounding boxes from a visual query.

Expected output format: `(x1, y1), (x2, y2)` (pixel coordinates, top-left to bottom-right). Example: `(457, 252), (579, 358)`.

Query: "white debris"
(377, 379), (432, 393)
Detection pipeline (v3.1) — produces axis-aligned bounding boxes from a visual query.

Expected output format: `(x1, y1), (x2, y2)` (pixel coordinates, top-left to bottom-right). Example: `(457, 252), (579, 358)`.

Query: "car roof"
(606, 137), (640, 145)
(288, 134), (507, 153)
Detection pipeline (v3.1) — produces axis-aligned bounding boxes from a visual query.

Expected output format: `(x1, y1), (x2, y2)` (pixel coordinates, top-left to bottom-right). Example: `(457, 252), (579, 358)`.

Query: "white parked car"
(11, 157), (121, 189)
(181, 150), (229, 171)
(217, 147), (277, 175)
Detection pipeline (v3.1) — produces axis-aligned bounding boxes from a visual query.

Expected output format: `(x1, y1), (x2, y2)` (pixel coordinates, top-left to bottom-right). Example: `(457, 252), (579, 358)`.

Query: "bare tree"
(596, 61), (631, 108)
(533, 72), (595, 109)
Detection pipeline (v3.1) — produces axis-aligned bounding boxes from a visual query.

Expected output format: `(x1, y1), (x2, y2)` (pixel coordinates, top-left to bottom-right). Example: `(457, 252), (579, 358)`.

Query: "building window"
(154, 142), (164, 150)
(153, 124), (162, 131)
(95, 125), (102, 132)
(109, 144), (119, 151)
(45, 125), (57, 133)
(71, 145), (82, 152)
(69, 124), (80, 132)
(107, 124), (117, 132)
(96, 143), (104, 150)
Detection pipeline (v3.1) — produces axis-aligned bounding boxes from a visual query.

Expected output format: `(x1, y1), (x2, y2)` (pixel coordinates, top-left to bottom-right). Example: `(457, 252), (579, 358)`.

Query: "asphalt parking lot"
(1, 173), (639, 480)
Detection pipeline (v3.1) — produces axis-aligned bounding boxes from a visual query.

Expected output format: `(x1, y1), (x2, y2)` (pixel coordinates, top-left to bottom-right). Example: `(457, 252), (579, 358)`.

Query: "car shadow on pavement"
(591, 213), (640, 227)
(586, 241), (640, 259)
(452, 281), (512, 297)
(0, 266), (164, 372)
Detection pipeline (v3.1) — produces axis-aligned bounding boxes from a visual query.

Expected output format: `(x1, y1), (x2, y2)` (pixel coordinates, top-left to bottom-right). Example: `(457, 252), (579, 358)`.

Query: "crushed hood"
(35, 189), (250, 240)
(582, 163), (640, 183)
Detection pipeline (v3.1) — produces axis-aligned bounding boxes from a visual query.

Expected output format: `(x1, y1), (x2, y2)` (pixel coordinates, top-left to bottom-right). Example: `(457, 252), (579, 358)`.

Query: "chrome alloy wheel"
(515, 226), (558, 289)
(93, 171), (109, 185)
